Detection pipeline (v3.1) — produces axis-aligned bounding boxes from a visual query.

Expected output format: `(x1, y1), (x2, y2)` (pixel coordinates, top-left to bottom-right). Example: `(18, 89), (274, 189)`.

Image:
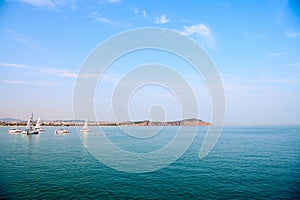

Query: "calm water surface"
(0, 126), (299, 199)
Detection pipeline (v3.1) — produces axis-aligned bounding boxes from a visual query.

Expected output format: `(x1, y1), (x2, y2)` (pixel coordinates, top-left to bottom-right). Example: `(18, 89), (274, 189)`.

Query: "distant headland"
(0, 118), (211, 127)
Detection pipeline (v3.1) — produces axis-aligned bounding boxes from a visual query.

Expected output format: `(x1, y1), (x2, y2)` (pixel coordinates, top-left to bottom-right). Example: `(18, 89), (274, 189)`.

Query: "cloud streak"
(99, 0), (121, 4)
(89, 11), (113, 25)
(41, 67), (77, 78)
(20, 0), (78, 10)
(0, 62), (28, 68)
(60, 72), (78, 78)
(288, 62), (300, 67)
(88, 11), (129, 27)
(108, 0), (120, 3)
(1, 80), (58, 87)
(6, 29), (46, 51)
(20, 0), (56, 8)
(222, 73), (300, 94)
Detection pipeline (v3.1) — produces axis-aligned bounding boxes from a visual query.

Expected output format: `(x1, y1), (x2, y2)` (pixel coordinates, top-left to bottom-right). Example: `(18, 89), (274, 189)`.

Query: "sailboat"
(80, 119), (92, 132)
(34, 117), (44, 132)
(7, 127), (22, 134)
(21, 114), (39, 135)
(55, 128), (69, 134)
(55, 121), (69, 134)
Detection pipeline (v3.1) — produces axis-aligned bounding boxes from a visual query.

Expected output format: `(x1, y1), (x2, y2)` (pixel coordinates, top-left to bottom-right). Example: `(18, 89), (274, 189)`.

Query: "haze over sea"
(1, 126), (299, 199)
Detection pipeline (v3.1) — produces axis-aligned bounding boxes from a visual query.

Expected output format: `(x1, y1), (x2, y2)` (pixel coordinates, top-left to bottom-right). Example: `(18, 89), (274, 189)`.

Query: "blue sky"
(0, 0), (300, 125)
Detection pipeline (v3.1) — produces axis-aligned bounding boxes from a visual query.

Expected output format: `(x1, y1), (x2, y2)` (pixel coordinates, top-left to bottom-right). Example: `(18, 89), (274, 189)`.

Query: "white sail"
(83, 118), (88, 129)
(25, 115), (31, 129)
(80, 118), (91, 132)
(22, 113), (39, 135)
(35, 117), (41, 129)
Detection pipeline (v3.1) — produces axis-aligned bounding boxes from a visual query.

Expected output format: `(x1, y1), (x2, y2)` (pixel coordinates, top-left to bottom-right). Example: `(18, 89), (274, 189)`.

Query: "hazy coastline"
(0, 118), (211, 127)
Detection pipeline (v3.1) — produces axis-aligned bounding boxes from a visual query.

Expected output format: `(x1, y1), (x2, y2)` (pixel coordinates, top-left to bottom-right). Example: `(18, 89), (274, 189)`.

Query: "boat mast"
(30, 113), (33, 129)
(84, 118), (88, 129)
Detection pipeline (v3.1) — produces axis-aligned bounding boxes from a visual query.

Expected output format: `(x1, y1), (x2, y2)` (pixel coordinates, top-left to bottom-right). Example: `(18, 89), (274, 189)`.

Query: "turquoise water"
(1, 126), (299, 199)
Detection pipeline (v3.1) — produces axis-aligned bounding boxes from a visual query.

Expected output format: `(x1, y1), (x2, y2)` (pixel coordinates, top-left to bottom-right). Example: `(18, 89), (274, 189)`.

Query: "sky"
(0, 0), (300, 125)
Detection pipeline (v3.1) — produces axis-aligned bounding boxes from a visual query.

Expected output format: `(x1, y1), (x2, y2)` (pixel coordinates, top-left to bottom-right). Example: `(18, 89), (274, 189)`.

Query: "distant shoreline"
(0, 118), (211, 127)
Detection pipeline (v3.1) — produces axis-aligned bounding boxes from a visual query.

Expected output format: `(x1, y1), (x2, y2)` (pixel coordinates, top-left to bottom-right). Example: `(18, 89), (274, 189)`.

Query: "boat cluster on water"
(7, 114), (92, 135)
(7, 114), (43, 135)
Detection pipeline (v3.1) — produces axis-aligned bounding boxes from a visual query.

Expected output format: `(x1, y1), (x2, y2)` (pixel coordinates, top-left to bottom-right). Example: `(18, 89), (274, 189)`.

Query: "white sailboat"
(34, 117), (44, 132)
(80, 119), (92, 132)
(55, 121), (69, 134)
(55, 128), (69, 134)
(7, 127), (22, 134)
(21, 114), (39, 135)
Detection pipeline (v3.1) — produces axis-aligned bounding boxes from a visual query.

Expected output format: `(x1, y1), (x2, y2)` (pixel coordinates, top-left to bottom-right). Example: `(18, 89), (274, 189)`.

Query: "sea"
(0, 126), (299, 199)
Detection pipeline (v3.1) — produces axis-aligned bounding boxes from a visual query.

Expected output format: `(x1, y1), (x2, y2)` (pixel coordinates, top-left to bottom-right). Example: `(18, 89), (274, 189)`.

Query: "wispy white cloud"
(0, 62), (28, 68)
(20, 0), (56, 8)
(182, 24), (210, 36)
(96, 16), (112, 24)
(41, 68), (77, 78)
(20, 0), (78, 10)
(60, 72), (77, 78)
(41, 67), (100, 79)
(42, 68), (68, 74)
(98, 0), (122, 5)
(88, 11), (130, 27)
(181, 24), (215, 49)
(78, 73), (99, 79)
(155, 14), (170, 24)
(222, 73), (300, 94)
(286, 31), (300, 38)
(89, 11), (113, 25)
(40, 68), (98, 79)
(254, 75), (300, 86)
(180, 19), (189, 23)
(288, 62), (300, 67)
(0, 62), (78, 80)
(0, 64), (89, 79)
(99, 0), (121, 4)
(108, 0), (120, 3)
(1, 80), (58, 87)
(6, 29), (44, 50)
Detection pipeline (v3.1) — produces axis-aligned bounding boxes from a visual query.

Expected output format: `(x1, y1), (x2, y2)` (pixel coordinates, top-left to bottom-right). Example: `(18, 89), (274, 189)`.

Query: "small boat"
(55, 128), (69, 134)
(80, 119), (92, 132)
(34, 117), (44, 133)
(7, 127), (22, 134)
(21, 114), (39, 135)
